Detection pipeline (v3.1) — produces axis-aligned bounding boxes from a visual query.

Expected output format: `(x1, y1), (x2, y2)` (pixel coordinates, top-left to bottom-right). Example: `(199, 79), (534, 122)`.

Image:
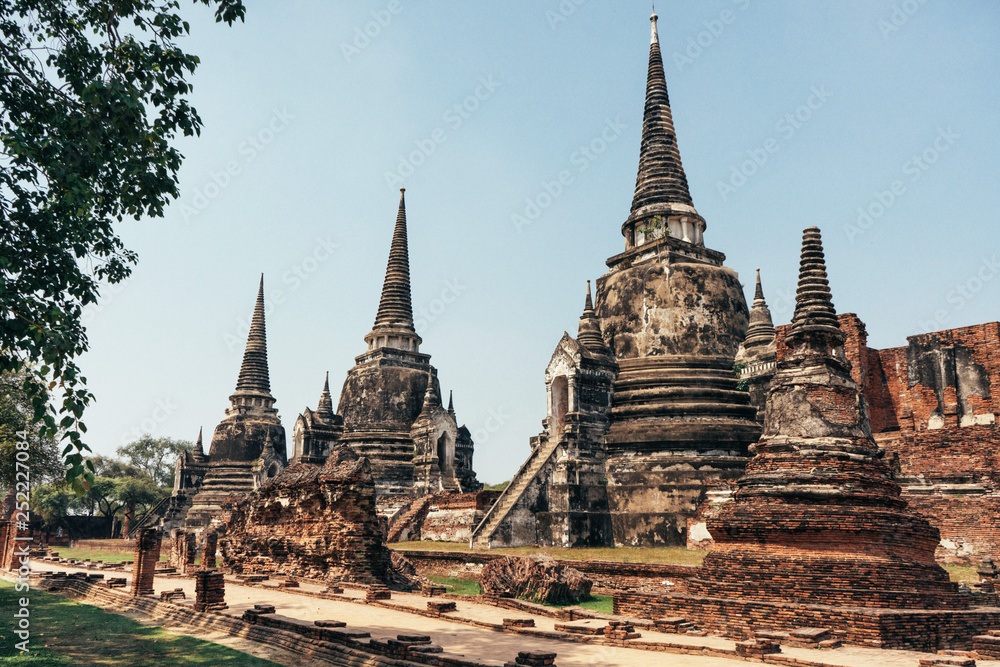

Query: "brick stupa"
(614, 228), (1000, 650)
(693, 227), (962, 609)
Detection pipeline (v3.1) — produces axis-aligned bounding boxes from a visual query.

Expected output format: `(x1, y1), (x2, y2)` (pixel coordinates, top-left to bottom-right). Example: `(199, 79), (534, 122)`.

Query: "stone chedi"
(614, 229), (1000, 650)
(336, 189), (479, 508)
(594, 11), (759, 546)
(693, 227), (962, 609)
(219, 446), (391, 585)
(171, 276), (287, 531)
(472, 12), (757, 549)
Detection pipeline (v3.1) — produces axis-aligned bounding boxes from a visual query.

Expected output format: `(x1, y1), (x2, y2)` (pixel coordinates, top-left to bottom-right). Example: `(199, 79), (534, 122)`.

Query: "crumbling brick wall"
(220, 446), (390, 584)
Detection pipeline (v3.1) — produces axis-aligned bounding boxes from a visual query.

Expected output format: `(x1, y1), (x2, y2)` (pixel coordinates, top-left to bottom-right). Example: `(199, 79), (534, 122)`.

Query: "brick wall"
(131, 528), (161, 596)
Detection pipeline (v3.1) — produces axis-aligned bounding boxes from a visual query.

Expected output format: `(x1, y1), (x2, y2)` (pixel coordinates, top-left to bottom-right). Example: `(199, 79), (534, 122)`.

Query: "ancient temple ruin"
(332, 189), (480, 512)
(472, 11), (759, 548)
(165, 277), (287, 532)
(616, 228), (1000, 650)
(166, 190), (480, 535)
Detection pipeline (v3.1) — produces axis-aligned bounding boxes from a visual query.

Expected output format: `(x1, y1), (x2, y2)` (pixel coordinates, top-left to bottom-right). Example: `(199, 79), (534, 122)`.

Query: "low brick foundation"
(397, 549), (695, 593)
(613, 590), (1000, 651)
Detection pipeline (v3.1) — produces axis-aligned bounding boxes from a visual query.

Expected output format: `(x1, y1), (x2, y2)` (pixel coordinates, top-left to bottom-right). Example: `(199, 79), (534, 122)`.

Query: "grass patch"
(49, 547), (183, 564)
(426, 576), (481, 596)
(540, 594), (614, 614)
(944, 564), (979, 585)
(0, 579), (276, 666)
(391, 542), (705, 567)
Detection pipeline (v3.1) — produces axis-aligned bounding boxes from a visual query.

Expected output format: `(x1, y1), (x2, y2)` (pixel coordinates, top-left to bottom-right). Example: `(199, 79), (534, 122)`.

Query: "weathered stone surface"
(480, 555), (592, 605)
(220, 446), (401, 586)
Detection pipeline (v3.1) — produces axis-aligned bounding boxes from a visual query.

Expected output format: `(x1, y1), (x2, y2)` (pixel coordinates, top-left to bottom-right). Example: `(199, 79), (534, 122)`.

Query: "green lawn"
(426, 575), (481, 596)
(0, 580), (276, 666)
(391, 542), (706, 567)
(944, 564), (979, 585)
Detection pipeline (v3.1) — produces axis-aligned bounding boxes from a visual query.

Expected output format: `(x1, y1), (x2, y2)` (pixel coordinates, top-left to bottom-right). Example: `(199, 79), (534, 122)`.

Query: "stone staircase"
(386, 495), (434, 543)
(183, 465), (256, 527)
(470, 436), (561, 548)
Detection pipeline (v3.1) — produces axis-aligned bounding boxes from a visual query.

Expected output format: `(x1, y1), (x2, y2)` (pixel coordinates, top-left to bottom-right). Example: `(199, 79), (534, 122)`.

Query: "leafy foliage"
(0, 0), (245, 493)
(0, 369), (65, 489)
(117, 434), (192, 486)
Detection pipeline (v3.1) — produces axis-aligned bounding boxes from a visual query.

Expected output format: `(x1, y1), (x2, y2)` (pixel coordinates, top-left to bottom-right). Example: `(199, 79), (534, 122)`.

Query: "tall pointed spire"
(317, 371), (334, 419)
(235, 275), (272, 395)
(577, 281), (610, 354)
(788, 227), (844, 346)
(629, 10), (695, 219)
(743, 268), (776, 349)
(365, 189), (422, 354)
(373, 188), (415, 332)
(447, 390), (455, 418)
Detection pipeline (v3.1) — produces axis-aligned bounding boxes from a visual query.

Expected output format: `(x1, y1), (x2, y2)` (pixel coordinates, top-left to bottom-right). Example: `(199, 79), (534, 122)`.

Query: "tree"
(0, 369), (65, 489)
(114, 476), (165, 536)
(0, 0), (246, 493)
(117, 434), (192, 487)
(31, 482), (74, 535)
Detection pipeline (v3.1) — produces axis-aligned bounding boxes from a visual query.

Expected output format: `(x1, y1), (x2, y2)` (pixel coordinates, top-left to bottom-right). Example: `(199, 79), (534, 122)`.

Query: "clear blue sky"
(80, 1), (1000, 484)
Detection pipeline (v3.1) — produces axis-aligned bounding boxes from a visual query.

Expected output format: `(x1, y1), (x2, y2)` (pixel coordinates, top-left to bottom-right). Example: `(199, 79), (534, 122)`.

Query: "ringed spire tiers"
(623, 10), (705, 249)
(230, 275), (276, 412)
(365, 188), (422, 354)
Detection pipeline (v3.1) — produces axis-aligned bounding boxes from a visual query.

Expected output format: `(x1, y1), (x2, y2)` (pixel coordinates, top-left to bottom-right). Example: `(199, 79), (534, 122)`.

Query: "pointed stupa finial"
(447, 390), (455, 417)
(743, 268), (776, 349)
(577, 280), (610, 354)
(317, 371), (335, 419)
(420, 370), (441, 413)
(372, 188), (415, 332)
(366, 190), (423, 354)
(192, 426), (207, 461)
(627, 8), (698, 233)
(788, 227), (845, 347)
(234, 274), (273, 398)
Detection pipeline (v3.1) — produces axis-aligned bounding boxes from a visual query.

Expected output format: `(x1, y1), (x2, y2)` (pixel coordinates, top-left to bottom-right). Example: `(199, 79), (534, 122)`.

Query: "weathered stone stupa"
(694, 227), (962, 608)
(593, 11), (760, 546)
(336, 189), (479, 507)
(616, 228), (1000, 650)
(471, 12), (758, 549)
(178, 276), (287, 530)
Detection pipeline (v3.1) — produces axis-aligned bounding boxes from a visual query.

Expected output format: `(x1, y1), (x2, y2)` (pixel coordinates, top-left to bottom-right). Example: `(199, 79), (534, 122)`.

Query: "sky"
(79, 1), (1000, 485)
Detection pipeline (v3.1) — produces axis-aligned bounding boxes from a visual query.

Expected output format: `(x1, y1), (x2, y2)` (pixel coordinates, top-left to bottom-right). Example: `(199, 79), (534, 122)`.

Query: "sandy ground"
(24, 560), (1000, 667)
